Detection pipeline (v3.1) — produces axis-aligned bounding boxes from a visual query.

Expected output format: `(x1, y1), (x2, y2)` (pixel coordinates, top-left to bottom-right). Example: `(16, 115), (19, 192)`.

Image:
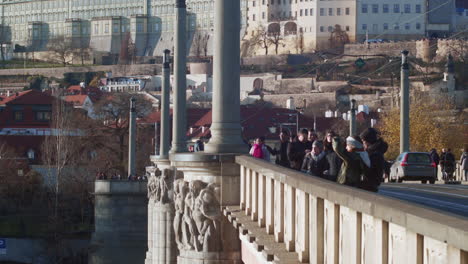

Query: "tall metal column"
(349, 99), (357, 136)
(128, 97), (137, 177)
(400, 50), (410, 153)
(170, 0), (187, 153)
(160, 50), (171, 159)
(205, 0), (245, 154)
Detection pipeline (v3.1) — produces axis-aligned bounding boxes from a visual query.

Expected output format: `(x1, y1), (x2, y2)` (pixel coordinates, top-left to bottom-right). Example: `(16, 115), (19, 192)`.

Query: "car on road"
(389, 152), (437, 184)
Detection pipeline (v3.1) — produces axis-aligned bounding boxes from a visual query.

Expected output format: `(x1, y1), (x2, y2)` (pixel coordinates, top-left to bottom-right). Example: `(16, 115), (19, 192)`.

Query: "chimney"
(286, 97), (295, 110)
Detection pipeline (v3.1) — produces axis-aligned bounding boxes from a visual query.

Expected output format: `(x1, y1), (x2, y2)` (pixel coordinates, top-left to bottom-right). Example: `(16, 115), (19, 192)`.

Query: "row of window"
(361, 4), (422, 14)
(319, 25), (350, 32)
(253, 0), (314, 6)
(251, 7), (350, 20)
(361, 22), (422, 31)
(13, 111), (51, 122)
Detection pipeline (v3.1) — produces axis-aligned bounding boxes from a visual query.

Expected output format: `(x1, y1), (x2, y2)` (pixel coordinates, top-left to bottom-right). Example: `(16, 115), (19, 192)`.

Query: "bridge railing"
(235, 155), (468, 264)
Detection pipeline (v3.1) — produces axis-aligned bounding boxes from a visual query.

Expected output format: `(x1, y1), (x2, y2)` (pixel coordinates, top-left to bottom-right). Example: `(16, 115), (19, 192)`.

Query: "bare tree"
(47, 35), (74, 66)
(73, 37), (92, 66)
(329, 24), (350, 51)
(251, 26), (270, 55)
(191, 28), (210, 58)
(269, 31), (284, 55)
(448, 39), (468, 65)
(295, 29), (305, 54)
(0, 25), (10, 62)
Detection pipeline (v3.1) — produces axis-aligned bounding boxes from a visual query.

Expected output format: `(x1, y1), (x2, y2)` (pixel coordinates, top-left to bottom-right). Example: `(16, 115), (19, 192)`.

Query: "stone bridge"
(89, 0), (468, 263)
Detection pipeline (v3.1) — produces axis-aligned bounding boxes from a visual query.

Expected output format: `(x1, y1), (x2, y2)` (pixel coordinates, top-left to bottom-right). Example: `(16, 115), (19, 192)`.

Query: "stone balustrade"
(227, 156), (468, 264)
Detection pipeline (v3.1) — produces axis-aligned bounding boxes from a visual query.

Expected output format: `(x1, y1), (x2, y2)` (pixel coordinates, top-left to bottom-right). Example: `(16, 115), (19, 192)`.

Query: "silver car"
(389, 152), (437, 184)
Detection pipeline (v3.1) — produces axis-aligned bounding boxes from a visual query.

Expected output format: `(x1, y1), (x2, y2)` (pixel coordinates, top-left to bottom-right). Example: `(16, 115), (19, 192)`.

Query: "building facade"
(0, 0), (248, 58)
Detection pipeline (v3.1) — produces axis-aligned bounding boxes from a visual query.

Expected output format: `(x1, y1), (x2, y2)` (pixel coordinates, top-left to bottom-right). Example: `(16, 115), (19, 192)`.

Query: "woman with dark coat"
(360, 128), (388, 192)
(322, 131), (342, 182)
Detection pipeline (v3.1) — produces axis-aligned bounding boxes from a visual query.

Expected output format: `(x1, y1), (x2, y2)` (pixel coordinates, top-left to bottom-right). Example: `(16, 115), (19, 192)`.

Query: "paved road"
(378, 183), (468, 218)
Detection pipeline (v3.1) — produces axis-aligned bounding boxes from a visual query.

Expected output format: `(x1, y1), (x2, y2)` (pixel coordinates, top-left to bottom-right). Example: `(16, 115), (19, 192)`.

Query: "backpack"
(252, 144), (264, 159)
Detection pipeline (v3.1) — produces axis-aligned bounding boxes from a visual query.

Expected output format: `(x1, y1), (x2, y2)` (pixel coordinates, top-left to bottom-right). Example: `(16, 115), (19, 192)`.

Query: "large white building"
(0, 0), (248, 60)
(244, 0), (459, 54)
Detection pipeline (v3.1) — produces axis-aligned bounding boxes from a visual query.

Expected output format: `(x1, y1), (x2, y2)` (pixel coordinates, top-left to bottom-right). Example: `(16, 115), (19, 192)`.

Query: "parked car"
(389, 152), (437, 184)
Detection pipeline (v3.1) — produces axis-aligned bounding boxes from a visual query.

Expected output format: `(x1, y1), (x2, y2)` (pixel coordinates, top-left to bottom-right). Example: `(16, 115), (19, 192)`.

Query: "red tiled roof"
(140, 108), (210, 127)
(64, 95), (88, 106)
(67, 85), (85, 94)
(0, 90), (54, 105)
(187, 106), (346, 140)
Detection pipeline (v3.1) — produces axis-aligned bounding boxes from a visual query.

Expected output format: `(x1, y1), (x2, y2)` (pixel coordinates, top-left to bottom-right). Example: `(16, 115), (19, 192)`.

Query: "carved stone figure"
(174, 179), (189, 249)
(147, 168), (162, 201)
(147, 168), (174, 204)
(173, 180), (222, 252)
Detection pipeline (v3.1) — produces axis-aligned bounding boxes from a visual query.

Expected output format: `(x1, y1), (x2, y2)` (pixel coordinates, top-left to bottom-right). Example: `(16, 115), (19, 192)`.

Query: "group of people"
(430, 148), (468, 181)
(250, 127), (388, 192)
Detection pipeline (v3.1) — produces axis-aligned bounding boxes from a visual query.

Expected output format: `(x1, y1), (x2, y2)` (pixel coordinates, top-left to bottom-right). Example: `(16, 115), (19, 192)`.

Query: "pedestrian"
(273, 129), (290, 168)
(305, 130), (318, 152)
(194, 137), (204, 152)
(360, 128), (388, 192)
(440, 148), (456, 181)
(460, 148), (468, 181)
(249, 137), (271, 162)
(333, 135), (370, 187)
(301, 140), (328, 177)
(322, 131), (342, 182)
(429, 148), (440, 180)
(287, 129), (309, 170)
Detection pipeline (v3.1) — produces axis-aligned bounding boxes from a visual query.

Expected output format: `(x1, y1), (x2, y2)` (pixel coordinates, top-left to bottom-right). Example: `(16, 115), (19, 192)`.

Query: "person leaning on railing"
(332, 136), (370, 188)
(360, 128), (388, 192)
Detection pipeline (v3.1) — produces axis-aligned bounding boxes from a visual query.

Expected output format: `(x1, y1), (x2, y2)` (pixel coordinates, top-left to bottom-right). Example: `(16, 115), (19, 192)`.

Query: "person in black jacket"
(322, 131), (342, 182)
(301, 140), (328, 177)
(273, 129), (290, 168)
(429, 148), (440, 180)
(360, 128), (388, 192)
(288, 129), (308, 170)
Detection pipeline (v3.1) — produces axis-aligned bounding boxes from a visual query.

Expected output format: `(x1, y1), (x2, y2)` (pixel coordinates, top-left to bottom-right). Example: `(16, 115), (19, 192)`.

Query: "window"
(394, 23), (399, 30)
(393, 4), (400, 13)
(310, 8), (314, 16)
(328, 26), (333, 32)
(253, 1), (256, 6)
(104, 24), (109, 33)
(372, 24), (378, 31)
(410, 5), (419, 14)
(337, 8), (341, 16)
(383, 4), (389, 13)
(416, 23), (421, 30)
(113, 24), (119, 33)
(362, 24), (367, 30)
(404, 4), (410, 13)
(262, 12), (265, 19)
(35, 111), (51, 121)
(27, 149), (35, 160)
(305, 9), (308, 16)
(345, 26), (350, 31)
(14, 111), (23, 121)
(137, 22), (144, 32)
(372, 4), (378, 13)
(345, 7), (350, 15)
(405, 23), (410, 30)
(300, 9), (303, 16)
(320, 26), (324, 32)
(383, 23), (388, 30)
(320, 8), (325, 16)
(252, 14), (256, 21)
(361, 4), (368, 13)
(328, 8), (333, 16)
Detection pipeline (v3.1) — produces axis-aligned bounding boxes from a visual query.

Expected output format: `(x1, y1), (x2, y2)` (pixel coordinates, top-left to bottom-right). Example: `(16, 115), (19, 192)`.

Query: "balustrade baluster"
(284, 184), (296, 252)
(265, 177), (275, 234)
(251, 171), (259, 221)
(295, 189), (309, 262)
(258, 174), (266, 227)
(274, 180), (284, 243)
(240, 165), (246, 210)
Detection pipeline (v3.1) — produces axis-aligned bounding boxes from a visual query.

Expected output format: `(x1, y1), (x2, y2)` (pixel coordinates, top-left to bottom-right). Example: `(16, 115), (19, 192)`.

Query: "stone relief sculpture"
(147, 168), (175, 204)
(174, 180), (222, 252)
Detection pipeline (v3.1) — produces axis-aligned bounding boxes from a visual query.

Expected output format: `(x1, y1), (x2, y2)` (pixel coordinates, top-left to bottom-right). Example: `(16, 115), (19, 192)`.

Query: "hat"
(346, 136), (363, 149)
(360, 128), (379, 144)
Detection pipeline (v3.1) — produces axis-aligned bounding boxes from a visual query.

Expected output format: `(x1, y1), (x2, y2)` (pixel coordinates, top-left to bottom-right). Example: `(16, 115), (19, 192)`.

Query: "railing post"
(324, 201), (340, 264)
(258, 174), (266, 227)
(251, 171), (259, 221)
(295, 189), (309, 262)
(310, 196), (324, 264)
(245, 168), (252, 215)
(240, 165), (246, 210)
(274, 180), (284, 243)
(339, 207), (358, 264)
(284, 184), (296, 252)
(265, 177), (275, 234)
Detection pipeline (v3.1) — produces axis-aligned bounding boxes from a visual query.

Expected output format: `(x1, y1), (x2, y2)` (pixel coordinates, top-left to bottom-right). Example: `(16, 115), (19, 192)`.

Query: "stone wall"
(0, 64), (161, 79)
(343, 41), (418, 59)
(263, 92), (336, 108)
